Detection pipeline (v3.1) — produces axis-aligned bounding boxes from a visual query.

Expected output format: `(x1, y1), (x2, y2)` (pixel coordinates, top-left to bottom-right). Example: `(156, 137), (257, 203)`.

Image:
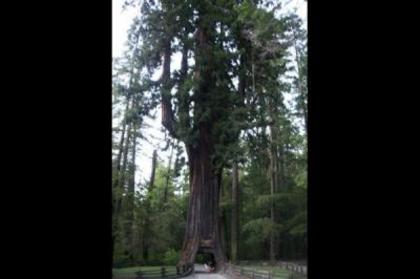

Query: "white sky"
(112, 0), (307, 187)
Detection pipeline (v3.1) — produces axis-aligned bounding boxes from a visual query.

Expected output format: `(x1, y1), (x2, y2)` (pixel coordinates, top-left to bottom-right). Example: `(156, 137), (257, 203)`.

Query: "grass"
(242, 265), (288, 272)
(235, 261), (307, 279)
(113, 266), (178, 275)
(235, 263), (291, 279)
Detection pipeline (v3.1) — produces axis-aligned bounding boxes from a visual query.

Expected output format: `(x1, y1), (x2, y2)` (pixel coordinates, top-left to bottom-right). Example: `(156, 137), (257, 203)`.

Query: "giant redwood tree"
(124, 0), (292, 268)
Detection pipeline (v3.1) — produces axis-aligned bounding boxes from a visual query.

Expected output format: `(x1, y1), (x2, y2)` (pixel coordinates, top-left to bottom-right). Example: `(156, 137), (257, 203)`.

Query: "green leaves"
(285, 211), (307, 236)
(255, 193), (292, 209)
(163, 248), (180, 265)
(242, 218), (283, 240)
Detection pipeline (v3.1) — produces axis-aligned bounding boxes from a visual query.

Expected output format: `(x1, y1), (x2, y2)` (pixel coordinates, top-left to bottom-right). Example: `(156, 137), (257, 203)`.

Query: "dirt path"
(183, 265), (228, 279)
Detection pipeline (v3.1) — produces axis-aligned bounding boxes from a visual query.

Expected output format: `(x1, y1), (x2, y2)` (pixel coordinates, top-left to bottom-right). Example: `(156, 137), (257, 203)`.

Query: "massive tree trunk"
(178, 128), (226, 269)
(231, 161), (239, 263)
(176, 14), (228, 268)
(156, 5), (227, 269)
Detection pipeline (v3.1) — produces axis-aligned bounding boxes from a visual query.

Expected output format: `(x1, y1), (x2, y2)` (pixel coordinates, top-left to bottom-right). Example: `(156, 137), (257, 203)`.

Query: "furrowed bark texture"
(178, 125), (226, 269)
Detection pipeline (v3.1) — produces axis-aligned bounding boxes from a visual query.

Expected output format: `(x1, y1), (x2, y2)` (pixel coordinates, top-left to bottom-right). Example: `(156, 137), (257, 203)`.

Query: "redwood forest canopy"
(112, 0), (307, 269)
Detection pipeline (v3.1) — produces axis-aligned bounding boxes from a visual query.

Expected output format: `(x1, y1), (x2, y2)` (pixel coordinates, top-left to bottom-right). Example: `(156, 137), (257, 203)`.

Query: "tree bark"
(178, 124), (226, 269)
(113, 95), (131, 174)
(113, 95), (132, 218)
(175, 15), (228, 268)
(269, 150), (277, 262)
(163, 140), (174, 205)
(151, 6), (228, 269)
(125, 123), (137, 263)
(116, 105), (134, 217)
(119, 126), (132, 186)
(220, 195), (227, 261)
(112, 97), (131, 268)
(112, 37), (139, 265)
(278, 143), (286, 191)
(161, 40), (177, 138)
(231, 160), (239, 263)
(269, 111), (279, 262)
(143, 149), (157, 261)
(149, 150), (157, 191)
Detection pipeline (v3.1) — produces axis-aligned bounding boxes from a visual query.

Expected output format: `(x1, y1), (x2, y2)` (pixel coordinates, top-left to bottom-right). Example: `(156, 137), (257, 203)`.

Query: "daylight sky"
(112, 0), (307, 188)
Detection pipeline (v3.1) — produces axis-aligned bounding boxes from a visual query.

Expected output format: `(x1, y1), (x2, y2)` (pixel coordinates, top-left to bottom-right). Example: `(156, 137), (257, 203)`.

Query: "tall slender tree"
(231, 160), (239, 263)
(143, 149), (157, 262)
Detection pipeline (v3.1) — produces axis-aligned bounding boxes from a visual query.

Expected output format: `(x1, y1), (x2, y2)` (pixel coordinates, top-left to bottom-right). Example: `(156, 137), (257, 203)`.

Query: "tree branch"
(161, 41), (179, 139)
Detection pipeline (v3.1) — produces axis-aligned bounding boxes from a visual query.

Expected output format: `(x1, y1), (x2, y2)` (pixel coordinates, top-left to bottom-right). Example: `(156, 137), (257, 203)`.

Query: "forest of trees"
(112, 0), (307, 269)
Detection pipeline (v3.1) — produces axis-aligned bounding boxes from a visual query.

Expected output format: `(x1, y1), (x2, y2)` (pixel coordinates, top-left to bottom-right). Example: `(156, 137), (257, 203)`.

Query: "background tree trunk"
(231, 160), (239, 263)
(143, 149), (157, 261)
(163, 140), (174, 205)
(125, 123), (137, 264)
(113, 95), (132, 221)
(269, 113), (279, 262)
